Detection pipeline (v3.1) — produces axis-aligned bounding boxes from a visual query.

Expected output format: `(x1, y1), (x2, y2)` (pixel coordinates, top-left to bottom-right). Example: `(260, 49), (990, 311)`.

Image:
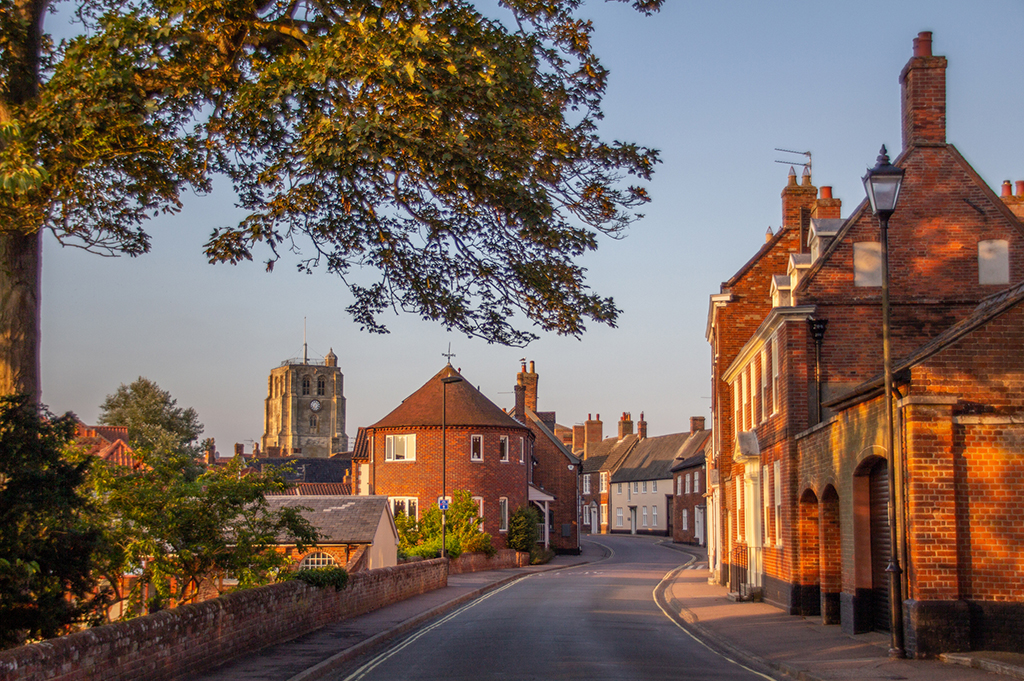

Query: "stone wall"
(0, 559), (447, 681)
(449, 549), (528, 575)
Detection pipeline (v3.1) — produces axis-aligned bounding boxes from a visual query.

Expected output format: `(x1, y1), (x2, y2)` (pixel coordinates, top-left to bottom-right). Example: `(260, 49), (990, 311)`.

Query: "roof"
(264, 495), (392, 544)
(612, 432), (691, 483)
(581, 433), (638, 474)
(670, 430), (711, 472)
(527, 409), (579, 465)
(370, 365), (529, 431)
(248, 457), (351, 483)
(269, 482), (353, 495)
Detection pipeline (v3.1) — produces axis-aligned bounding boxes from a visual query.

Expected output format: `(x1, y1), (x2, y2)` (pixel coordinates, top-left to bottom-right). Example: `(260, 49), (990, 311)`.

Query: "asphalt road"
(326, 536), (770, 681)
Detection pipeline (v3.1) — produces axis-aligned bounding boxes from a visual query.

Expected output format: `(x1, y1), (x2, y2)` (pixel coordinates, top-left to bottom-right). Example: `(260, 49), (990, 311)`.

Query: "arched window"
(309, 415), (318, 430)
(301, 376), (311, 395)
(317, 376), (326, 396)
(298, 552), (336, 569)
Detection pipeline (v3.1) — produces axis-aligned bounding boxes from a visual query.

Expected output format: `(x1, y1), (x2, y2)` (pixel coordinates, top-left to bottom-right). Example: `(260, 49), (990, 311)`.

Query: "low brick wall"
(450, 549), (529, 574)
(0, 559), (447, 681)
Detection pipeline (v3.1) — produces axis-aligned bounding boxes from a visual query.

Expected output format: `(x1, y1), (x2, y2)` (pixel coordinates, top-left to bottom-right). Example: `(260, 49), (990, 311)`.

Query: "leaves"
(4, 0), (662, 346)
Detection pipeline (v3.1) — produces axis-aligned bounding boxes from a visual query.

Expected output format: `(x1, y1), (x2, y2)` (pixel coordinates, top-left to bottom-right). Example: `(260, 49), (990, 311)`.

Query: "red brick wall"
(0, 559), (447, 681)
(368, 425), (531, 548)
(449, 549), (529, 574)
(672, 466), (705, 544)
(529, 422), (580, 552)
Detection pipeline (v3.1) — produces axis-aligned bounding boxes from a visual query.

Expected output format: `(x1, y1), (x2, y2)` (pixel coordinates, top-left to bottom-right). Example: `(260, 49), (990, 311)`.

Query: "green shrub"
(290, 566), (349, 591)
(395, 490), (492, 559)
(507, 505), (541, 552)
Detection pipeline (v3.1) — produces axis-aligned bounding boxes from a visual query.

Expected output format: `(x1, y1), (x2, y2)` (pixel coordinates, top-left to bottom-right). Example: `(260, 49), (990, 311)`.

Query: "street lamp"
(440, 373), (463, 559)
(862, 145), (906, 659)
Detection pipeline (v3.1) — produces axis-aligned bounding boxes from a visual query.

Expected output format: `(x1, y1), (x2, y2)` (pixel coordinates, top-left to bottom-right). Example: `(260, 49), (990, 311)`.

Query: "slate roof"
(248, 457), (351, 483)
(264, 495), (391, 544)
(370, 364), (529, 431)
(670, 430), (711, 473)
(580, 433), (638, 474)
(269, 482), (353, 495)
(612, 433), (691, 483)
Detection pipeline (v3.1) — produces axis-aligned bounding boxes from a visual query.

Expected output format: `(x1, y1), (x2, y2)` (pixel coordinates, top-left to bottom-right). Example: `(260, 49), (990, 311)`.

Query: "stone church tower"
(261, 348), (348, 457)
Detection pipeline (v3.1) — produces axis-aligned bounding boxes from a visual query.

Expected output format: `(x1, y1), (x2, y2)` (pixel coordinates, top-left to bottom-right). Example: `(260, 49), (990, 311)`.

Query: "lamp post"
(440, 373), (463, 559)
(862, 145), (906, 659)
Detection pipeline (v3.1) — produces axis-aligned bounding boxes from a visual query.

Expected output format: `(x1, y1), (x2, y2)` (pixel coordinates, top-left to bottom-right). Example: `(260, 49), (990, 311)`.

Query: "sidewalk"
(656, 541), (1024, 681)
(193, 545), (598, 681)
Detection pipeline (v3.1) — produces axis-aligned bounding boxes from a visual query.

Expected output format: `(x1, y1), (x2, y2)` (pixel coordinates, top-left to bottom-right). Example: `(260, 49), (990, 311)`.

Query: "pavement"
(195, 538), (1024, 681)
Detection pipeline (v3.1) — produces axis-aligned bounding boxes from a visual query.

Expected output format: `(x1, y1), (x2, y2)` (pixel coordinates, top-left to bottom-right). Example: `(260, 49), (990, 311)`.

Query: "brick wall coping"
(952, 414), (1024, 425)
(794, 415), (837, 441)
(897, 395), (959, 407)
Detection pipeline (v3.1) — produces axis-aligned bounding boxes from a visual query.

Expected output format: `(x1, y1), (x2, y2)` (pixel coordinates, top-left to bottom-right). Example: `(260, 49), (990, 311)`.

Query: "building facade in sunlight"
(261, 348), (348, 457)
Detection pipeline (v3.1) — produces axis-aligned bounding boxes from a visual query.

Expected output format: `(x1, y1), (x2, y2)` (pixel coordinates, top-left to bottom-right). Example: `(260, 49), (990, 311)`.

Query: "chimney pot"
(1002, 180), (1012, 197)
(820, 186), (832, 199)
(913, 30), (933, 57)
(1017, 181), (1024, 197)
(765, 226), (773, 243)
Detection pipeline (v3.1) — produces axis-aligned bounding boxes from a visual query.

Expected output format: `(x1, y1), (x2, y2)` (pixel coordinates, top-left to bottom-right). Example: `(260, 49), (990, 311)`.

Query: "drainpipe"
(808, 317), (829, 424)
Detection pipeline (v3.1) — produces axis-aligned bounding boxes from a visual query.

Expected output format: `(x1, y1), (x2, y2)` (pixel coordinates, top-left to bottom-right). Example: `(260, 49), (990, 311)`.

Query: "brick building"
(707, 32), (1024, 656)
(670, 421), (710, 545)
(579, 413), (639, 534)
(362, 364), (535, 550)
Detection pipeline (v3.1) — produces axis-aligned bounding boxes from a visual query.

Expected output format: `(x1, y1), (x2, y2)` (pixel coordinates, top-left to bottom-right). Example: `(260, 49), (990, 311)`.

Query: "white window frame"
(642, 506), (648, 527)
(760, 348), (769, 423)
(600, 472), (608, 493)
(652, 480), (658, 493)
(736, 478), (743, 540)
(499, 497), (509, 532)
(633, 482), (639, 494)
(685, 474), (691, 494)
(616, 507), (623, 527)
(299, 552), (336, 569)
(600, 503), (608, 524)
(683, 508), (689, 531)
(520, 438), (525, 464)
(617, 482), (622, 494)
(772, 334), (781, 415)
(391, 496), (418, 519)
(774, 460), (783, 547)
(762, 464), (771, 545)
(742, 369), (750, 430)
(733, 379), (740, 437)
(694, 470), (701, 495)
(583, 474), (591, 495)
(471, 434), (483, 462)
(676, 476), (682, 495)
(472, 496), (484, 530)
(652, 506), (658, 527)
(642, 481), (648, 493)
(751, 362), (759, 426)
(499, 436), (509, 462)
(385, 434), (416, 462)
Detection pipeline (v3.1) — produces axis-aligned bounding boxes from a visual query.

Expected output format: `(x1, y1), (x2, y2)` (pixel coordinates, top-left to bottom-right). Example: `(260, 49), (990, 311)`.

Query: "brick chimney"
(999, 180), (1024, 221)
(812, 186), (842, 220)
(517, 361), (538, 413)
(637, 412), (647, 440)
(206, 439), (217, 465)
(513, 381), (526, 421)
(690, 416), (706, 433)
(572, 424), (586, 455)
(901, 31), (947, 149)
(781, 166), (817, 247)
(618, 412), (634, 440)
(583, 413), (603, 457)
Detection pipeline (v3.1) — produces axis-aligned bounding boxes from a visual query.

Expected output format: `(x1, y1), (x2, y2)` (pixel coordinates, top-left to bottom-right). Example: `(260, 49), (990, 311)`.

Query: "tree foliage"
(0, 0), (661, 357)
(0, 396), (107, 648)
(91, 451), (321, 613)
(396, 489), (493, 559)
(97, 376), (204, 453)
(506, 503), (539, 553)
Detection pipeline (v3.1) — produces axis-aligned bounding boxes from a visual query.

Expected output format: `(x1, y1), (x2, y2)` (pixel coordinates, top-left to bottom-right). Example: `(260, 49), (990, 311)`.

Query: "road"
(326, 535), (770, 681)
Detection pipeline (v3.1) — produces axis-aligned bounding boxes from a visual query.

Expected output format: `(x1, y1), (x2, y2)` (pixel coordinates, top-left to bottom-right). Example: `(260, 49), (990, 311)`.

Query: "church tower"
(261, 347), (348, 457)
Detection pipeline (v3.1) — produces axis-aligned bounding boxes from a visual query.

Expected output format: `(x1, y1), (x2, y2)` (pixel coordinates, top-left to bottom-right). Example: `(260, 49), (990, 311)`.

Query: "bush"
(395, 490), (493, 559)
(289, 566), (349, 591)
(507, 506), (541, 552)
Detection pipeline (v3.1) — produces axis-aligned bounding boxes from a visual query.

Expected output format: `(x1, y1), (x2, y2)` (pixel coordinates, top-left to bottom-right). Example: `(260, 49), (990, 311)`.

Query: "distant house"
(76, 423), (139, 468)
(251, 456), (353, 495)
(610, 431), (689, 536)
(578, 413), (639, 534)
(670, 421), (710, 546)
(265, 495), (398, 571)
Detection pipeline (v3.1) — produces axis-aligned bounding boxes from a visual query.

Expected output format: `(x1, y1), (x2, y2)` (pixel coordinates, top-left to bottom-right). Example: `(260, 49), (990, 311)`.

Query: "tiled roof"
(350, 427), (369, 461)
(612, 433), (691, 483)
(269, 482), (353, 495)
(370, 365), (529, 431)
(581, 434), (638, 474)
(670, 430), (711, 473)
(264, 495), (392, 544)
(248, 457), (351, 483)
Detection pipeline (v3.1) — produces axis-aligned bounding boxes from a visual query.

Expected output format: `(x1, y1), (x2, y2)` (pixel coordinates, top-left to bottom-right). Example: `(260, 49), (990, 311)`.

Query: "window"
(600, 472), (608, 493)
(979, 239), (1010, 285)
(633, 482), (639, 494)
(642, 506), (648, 527)
(742, 369), (750, 430)
(685, 474), (691, 494)
(499, 436), (509, 462)
(299, 552), (336, 569)
(520, 438), (525, 464)
(386, 434), (416, 461)
(751, 362), (759, 425)
(309, 415), (318, 430)
(854, 242), (883, 287)
(652, 480), (657, 493)
(772, 335), (781, 415)
(617, 483), (622, 494)
(760, 348), (769, 422)
(682, 509), (689, 531)
(694, 471), (700, 495)
(583, 474), (591, 495)
(774, 461), (783, 546)
(392, 497), (418, 519)
(652, 506), (658, 527)
(616, 507), (623, 527)
(317, 376), (326, 396)
(733, 379), (740, 437)
(472, 496), (484, 530)
(736, 478), (743, 540)
(471, 435), (483, 461)
(499, 497), (509, 532)
(301, 376), (311, 395)
(762, 465), (771, 545)
(600, 503), (608, 524)
(676, 476), (682, 495)
(642, 481), (648, 493)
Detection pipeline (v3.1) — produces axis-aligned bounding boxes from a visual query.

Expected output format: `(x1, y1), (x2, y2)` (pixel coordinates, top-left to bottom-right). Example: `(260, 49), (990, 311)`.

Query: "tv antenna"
(775, 148), (811, 174)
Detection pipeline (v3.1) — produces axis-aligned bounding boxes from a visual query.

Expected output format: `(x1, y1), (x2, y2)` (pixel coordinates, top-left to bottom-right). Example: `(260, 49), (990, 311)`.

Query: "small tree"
(98, 377), (203, 454)
(507, 505), (541, 553)
(0, 396), (108, 648)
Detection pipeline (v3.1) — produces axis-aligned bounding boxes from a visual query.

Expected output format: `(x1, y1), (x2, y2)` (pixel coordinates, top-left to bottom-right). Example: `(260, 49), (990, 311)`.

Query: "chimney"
(517, 361), (538, 413)
(901, 31), (947, 149)
(637, 412), (647, 440)
(690, 416), (706, 433)
(1002, 180), (1013, 197)
(765, 226), (774, 243)
(618, 412), (634, 440)
(572, 424), (586, 455)
(812, 186), (842, 220)
(1017, 181), (1024, 196)
(206, 439), (217, 465)
(781, 166), (817, 239)
(583, 413), (603, 457)
(1002, 180), (1024, 221)
(514, 381), (526, 422)
(234, 442), (244, 457)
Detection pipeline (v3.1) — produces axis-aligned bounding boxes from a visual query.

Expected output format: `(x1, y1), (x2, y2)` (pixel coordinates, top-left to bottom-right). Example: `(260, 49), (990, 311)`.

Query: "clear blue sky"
(41, 1), (1024, 450)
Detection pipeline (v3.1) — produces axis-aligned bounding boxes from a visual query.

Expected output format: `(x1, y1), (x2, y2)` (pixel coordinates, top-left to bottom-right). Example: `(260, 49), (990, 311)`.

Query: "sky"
(39, 1), (1024, 451)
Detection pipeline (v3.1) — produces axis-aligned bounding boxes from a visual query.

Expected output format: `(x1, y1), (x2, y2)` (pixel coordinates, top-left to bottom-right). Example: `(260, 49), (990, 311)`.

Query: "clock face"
(309, 399), (322, 413)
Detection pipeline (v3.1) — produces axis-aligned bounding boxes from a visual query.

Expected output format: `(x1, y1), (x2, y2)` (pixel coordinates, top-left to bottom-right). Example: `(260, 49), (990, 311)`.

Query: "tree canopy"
(98, 376), (203, 453)
(0, 0), (661, 398)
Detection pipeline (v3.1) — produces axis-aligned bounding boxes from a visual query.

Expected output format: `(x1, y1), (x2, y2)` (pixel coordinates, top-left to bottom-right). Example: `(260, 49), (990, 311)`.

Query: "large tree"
(98, 376), (203, 453)
(0, 0), (661, 400)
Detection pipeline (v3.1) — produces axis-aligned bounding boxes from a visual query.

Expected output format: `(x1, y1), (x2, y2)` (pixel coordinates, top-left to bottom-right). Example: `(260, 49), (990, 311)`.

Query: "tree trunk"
(0, 230), (41, 401)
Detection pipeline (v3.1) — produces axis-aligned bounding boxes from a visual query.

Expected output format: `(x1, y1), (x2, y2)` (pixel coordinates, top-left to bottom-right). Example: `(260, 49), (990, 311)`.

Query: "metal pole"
(442, 381), (447, 559)
(879, 212), (905, 658)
